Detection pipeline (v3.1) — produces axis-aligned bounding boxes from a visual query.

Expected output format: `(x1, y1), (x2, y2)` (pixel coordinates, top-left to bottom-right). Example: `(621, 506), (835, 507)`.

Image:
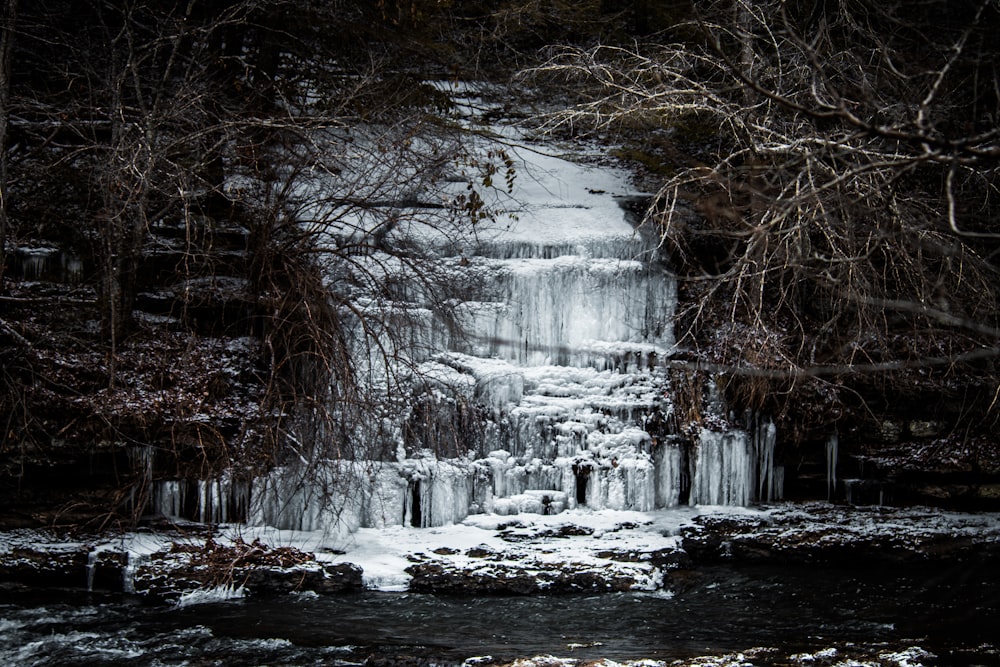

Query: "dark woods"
(1, 0), (999, 526)
(0, 0), (649, 527)
(530, 0), (1000, 457)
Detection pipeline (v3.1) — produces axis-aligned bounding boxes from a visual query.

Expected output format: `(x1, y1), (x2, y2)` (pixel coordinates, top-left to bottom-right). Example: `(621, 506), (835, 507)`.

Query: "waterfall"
(122, 552), (148, 594)
(86, 551), (98, 592)
(151, 100), (784, 529)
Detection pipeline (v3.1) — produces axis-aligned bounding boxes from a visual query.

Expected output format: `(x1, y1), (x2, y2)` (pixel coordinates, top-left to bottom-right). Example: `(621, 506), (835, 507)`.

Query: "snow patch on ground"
(174, 584), (246, 607)
(256, 506), (703, 591)
(4, 503), (1000, 597)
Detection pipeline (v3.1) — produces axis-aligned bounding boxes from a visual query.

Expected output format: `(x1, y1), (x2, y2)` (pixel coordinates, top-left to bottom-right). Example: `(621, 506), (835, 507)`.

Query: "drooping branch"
(525, 0), (1000, 432)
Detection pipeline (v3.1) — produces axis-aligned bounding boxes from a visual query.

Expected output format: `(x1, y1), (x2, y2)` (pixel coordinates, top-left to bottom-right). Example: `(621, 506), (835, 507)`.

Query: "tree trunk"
(0, 0), (17, 285)
(735, 0), (756, 105)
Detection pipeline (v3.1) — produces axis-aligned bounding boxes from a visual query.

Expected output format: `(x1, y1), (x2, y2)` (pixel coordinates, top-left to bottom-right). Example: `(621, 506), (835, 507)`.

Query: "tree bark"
(0, 0), (17, 285)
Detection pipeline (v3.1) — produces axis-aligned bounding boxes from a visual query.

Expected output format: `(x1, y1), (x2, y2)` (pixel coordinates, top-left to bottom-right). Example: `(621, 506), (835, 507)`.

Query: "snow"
(877, 648), (935, 667)
(199, 505), (741, 592)
(791, 648), (840, 662)
(174, 585), (246, 607)
(0, 505), (755, 594)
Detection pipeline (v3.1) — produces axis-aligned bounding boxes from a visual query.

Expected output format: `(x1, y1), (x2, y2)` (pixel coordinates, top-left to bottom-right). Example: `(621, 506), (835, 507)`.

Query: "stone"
(0, 545), (90, 588)
(878, 420), (903, 443)
(976, 484), (1000, 499)
(908, 420), (946, 438)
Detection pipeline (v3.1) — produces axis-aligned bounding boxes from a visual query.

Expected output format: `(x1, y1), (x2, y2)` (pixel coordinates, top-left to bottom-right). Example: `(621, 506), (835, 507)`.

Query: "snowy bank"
(4, 503), (1000, 600)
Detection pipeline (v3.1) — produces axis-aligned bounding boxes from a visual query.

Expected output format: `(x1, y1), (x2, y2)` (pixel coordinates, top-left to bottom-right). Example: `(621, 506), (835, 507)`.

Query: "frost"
(877, 647), (935, 667)
(791, 647), (839, 662)
(174, 585), (246, 607)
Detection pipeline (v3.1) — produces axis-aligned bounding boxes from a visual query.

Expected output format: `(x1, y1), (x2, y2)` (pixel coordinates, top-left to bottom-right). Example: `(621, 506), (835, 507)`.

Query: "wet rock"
(89, 550), (127, 591)
(129, 559), (364, 601)
(323, 562), (365, 590)
(916, 484), (970, 500)
(878, 420), (903, 443)
(592, 546), (688, 570)
(406, 562), (538, 594)
(497, 523), (595, 543)
(243, 562), (363, 596)
(0, 544), (90, 588)
(405, 561), (637, 595)
(557, 524), (594, 537)
(466, 546), (496, 558)
(680, 503), (1000, 565)
(648, 547), (692, 570)
(364, 656), (460, 667)
(976, 484), (1000, 500)
(131, 568), (203, 601)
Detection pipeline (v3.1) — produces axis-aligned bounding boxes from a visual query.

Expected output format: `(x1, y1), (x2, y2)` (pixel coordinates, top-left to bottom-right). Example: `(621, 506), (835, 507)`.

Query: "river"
(3, 561), (998, 666)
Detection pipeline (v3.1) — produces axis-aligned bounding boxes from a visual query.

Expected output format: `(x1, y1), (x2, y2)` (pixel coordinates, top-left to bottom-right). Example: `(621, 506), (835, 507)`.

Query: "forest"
(1, 0), (999, 528)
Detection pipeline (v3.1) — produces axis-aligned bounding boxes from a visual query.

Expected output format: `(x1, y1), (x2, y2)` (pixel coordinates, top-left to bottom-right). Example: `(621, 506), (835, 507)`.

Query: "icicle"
(772, 465), (784, 501)
(17, 248), (56, 281)
(826, 433), (839, 501)
(153, 480), (182, 518)
(122, 552), (148, 594)
(654, 441), (683, 508)
(690, 429), (752, 506)
(86, 551), (98, 592)
(424, 461), (472, 527)
(63, 254), (84, 283)
(198, 481), (210, 523)
(130, 446), (153, 483)
(755, 419), (777, 502)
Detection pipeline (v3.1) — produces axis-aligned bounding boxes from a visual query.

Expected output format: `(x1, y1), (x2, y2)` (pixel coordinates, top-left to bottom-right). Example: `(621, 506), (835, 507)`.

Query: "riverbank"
(4, 502), (999, 603)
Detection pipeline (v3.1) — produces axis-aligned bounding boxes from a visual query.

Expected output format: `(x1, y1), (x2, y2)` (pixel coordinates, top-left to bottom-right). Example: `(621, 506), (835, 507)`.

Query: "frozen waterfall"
(151, 93), (782, 530)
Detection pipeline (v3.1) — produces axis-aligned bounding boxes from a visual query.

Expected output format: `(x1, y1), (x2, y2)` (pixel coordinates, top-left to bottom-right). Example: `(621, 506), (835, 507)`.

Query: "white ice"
(154, 82), (778, 535)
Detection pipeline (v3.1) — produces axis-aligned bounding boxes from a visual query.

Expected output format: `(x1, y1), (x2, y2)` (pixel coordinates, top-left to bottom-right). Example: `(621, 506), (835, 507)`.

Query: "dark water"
(2, 562), (999, 666)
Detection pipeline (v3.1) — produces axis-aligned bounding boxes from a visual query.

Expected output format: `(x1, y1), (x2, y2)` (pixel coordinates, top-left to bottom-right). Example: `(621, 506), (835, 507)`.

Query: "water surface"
(2, 562), (998, 665)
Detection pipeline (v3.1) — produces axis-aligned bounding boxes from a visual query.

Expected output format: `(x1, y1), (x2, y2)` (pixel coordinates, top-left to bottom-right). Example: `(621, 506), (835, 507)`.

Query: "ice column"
(754, 418), (780, 502)
(826, 433), (838, 500)
(689, 428), (752, 506)
(654, 441), (684, 507)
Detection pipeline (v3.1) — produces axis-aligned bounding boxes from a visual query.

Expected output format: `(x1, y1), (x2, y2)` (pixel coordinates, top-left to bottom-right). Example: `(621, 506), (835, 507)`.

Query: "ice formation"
(151, 91), (782, 531)
(826, 433), (839, 501)
(11, 246), (83, 283)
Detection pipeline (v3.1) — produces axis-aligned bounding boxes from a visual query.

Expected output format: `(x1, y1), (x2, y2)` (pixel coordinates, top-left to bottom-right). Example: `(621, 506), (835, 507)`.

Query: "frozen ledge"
(3, 503), (1000, 600)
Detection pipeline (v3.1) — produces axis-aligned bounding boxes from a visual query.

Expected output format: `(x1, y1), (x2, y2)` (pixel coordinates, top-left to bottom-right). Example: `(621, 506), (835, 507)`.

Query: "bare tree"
(0, 0), (515, 524)
(528, 0), (1000, 440)
(0, 0), (15, 284)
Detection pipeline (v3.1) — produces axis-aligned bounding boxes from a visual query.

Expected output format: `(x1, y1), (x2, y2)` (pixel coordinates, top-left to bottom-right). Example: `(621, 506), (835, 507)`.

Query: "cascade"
(151, 87), (784, 530)
(122, 552), (148, 595)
